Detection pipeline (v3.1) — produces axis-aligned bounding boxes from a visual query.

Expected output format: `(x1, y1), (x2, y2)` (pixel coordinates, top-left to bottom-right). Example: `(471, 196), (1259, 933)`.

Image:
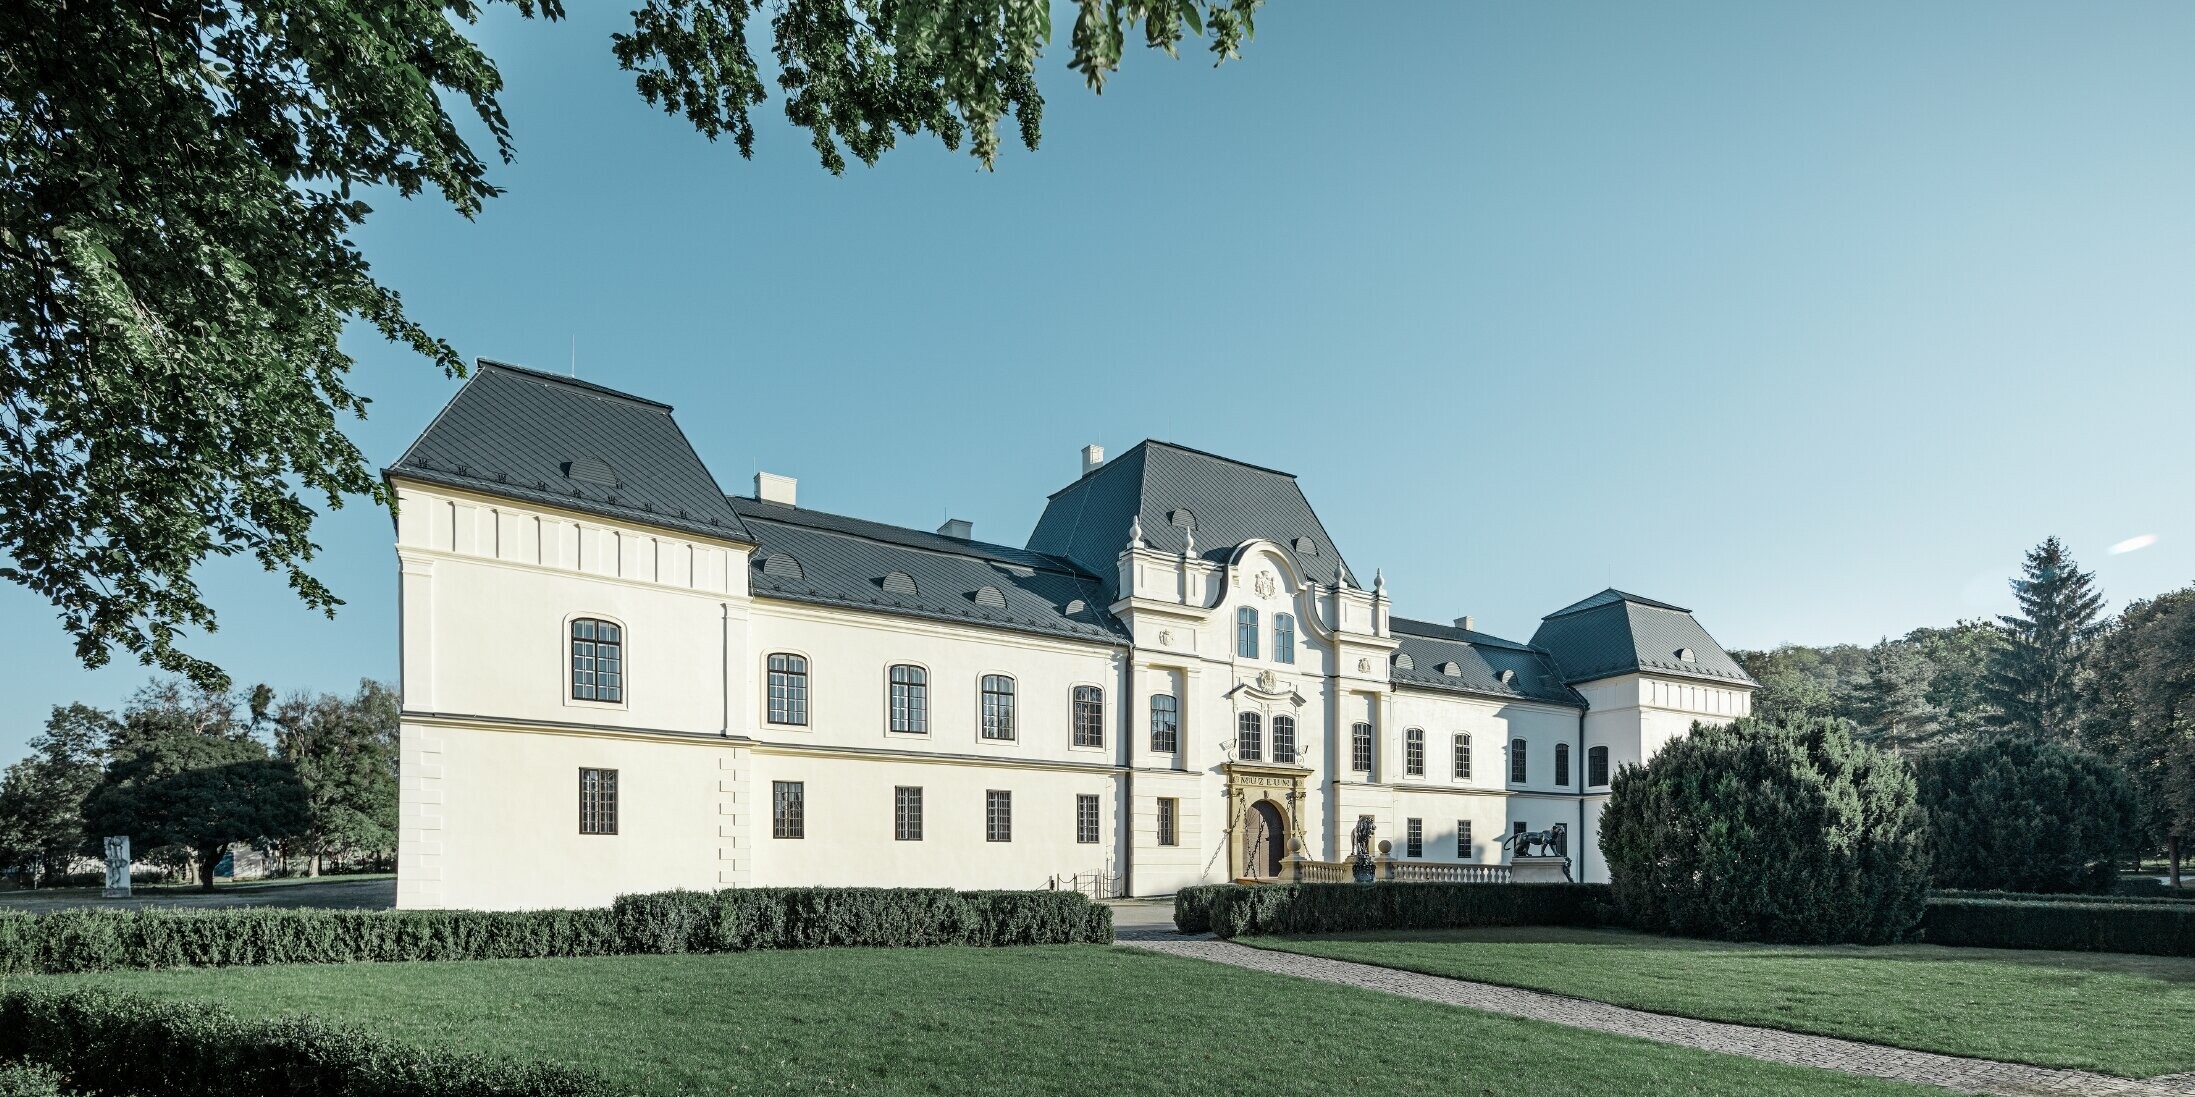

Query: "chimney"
(937, 518), (973, 540)
(755, 471), (797, 507)
(1455, 615), (1476, 632)
(1081, 444), (1105, 477)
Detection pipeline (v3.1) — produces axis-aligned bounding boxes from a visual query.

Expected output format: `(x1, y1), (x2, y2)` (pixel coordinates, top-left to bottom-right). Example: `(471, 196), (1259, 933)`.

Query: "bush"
(1933, 888), (2195, 907)
(1600, 716), (1931, 944)
(0, 984), (618, 1097)
(2114, 876), (2188, 898)
(1200, 883), (1609, 939)
(0, 888), (1109, 975)
(1922, 898), (2195, 957)
(0, 1061), (73, 1097)
(1913, 737), (2139, 895)
(1173, 885), (1228, 933)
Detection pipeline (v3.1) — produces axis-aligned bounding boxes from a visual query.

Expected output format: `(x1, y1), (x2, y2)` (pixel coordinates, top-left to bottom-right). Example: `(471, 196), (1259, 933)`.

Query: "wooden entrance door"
(1243, 800), (1285, 880)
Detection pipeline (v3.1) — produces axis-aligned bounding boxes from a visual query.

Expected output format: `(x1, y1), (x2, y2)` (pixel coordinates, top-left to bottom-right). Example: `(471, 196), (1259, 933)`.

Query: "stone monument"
(102, 835), (131, 899)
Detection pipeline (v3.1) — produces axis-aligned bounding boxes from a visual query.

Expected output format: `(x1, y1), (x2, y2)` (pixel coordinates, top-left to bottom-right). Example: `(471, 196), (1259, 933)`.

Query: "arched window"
(1510, 738), (1528, 784)
(1150, 694), (1179, 754)
(1453, 733), (1472, 780)
(1272, 715), (1297, 764)
(1237, 712), (1263, 761)
(570, 619), (623, 702)
(766, 653), (807, 725)
(980, 675), (1016, 740)
(1072, 686), (1105, 748)
(1589, 745), (1610, 787)
(1555, 742), (1572, 787)
(1236, 606), (1259, 659)
(1273, 613), (1296, 664)
(1405, 728), (1425, 777)
(888, 665), (928, 734)
(1351, 722), (1373, 773)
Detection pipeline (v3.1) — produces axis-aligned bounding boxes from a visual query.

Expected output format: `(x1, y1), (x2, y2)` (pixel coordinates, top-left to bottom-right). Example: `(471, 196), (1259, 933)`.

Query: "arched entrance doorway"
(1242, 800), (1286, 880)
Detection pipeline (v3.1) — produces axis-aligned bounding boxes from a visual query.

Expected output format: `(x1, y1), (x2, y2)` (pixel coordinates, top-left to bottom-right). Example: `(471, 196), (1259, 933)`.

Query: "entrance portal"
(1242, 800), (1285, 880)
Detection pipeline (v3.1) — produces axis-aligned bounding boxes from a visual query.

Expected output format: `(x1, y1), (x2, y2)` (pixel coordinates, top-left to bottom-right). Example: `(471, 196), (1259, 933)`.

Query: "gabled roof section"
(1387, 617), (1585, 708)
(729, 497), (1126, 646)
(1529, 589), (1755, 688)
(387, 360), (752, 543)
(1026, 440), (1358, 597)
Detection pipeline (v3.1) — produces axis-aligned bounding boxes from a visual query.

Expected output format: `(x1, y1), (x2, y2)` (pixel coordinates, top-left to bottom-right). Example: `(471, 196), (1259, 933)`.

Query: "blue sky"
(6, 1), (2194, 760)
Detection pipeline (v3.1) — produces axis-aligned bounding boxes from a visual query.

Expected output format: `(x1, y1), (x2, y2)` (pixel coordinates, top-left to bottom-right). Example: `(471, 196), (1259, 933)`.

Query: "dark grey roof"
(1388, 617), (1585, 707)
(1026, 440), (1358, 597)
(1529, 589), (1756, 687)
(386, 360), (752, 543)
(728, 497), (1127, 646)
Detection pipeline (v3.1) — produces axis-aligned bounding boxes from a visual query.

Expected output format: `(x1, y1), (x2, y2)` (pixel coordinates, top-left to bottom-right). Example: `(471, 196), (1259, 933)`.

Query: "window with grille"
(1235, 606), (1259, 659)
(980, 675), (1016, 740)
(1150, 694), (1179, 753)
(1272, 716), (1297, 764)
(1076, 794), (1100, 844)
(1589, 745), (1610, 787)
(578, 768), (617, 834)
(1457, 820), (1472, 858)
(986, 790), (1012, 842)
(894, 786), (923, 840)
(1555, 742), (1572, 787)
(1273, 613), (1295, 664)
(772, 781), (804, 839)
(1072, 686), (1104, 748)
(1405, 728), (1425, 777)
(571, 619), (623, 702)
(1510, 738), (1528, 783)
(1237, 712), (1263, 761)
(1157, 798), (1178, 846)
(1351, 721), (1372, 773)
(766, 653), (808, 725)
(888, 665), (928, 734)
(1406, 818), (1423, 858)
(1453, 733), (1472, 780)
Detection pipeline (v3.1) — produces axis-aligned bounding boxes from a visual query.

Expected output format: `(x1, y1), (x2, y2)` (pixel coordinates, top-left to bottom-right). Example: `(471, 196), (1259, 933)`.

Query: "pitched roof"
(386, 360), (752, 543)
(729, 497), (1127, 646)
(1026, 440), (1358, 596)
(1529, 589), (1756, 687)
(1387, 617), (1585, 707)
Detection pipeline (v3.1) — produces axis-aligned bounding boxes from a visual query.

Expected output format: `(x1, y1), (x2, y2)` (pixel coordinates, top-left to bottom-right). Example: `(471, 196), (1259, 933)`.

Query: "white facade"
(391, 364), (1752, 910)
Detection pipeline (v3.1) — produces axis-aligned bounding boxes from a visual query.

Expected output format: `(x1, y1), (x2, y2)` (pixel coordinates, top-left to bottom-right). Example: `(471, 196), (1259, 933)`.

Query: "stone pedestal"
(1511, 855), (1572, 883)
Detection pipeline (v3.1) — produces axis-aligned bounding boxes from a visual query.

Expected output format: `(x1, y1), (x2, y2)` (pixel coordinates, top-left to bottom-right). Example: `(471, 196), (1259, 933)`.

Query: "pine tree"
(1853, 639), (1945, 750)
(1986, 537), (2105, 740)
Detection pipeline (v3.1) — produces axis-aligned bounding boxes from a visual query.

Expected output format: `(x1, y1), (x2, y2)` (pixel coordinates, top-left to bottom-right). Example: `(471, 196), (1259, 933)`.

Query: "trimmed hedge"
(1932, 888), (2195, 907)
(1922, 898), (2195, 957)
(0, 1061), (73, 1097)
(0, 888), (1110, 975)
(0, 985), (618, 1097)
(1199, 883), (1610, 939)
(1173, 885), (1228, 934)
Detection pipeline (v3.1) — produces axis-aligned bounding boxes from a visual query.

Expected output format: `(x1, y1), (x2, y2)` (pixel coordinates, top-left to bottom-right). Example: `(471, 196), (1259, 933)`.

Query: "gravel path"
(1114, 926), (2195, 1097)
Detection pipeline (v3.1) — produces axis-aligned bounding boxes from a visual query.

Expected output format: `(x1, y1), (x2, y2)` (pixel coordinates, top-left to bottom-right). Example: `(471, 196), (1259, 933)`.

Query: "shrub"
(1923, 898), (2195, 957)
(1173, 885), (1228, 933)
(1933, 888), (2194, 907)
(1600, 716), (1931, 944)
(1913, 737), (2139, 894)
(0, 1061), (73, 1097)
(2115, 877), (2187, 898)
(0, 888), (1109, 975)
(0, 984), (619, 1096)
(1201, 882), (1609, 939)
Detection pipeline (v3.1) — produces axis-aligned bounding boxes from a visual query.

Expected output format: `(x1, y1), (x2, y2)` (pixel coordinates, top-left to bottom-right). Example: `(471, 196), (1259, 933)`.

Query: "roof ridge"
(474, 358), (676, 412)
(1542, 587), (1692, 620)
(1142, 438), (1298, 480)
(1387, 615), (1541, 652)
(731, 498), (1098, 579)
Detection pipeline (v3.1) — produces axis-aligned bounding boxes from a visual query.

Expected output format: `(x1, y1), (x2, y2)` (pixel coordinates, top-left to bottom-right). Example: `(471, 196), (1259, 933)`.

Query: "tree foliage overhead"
(1, 0), (1263, 691)
(1984, 536), (2104, 740)
(1599, 715), (1931, 944)
(1912, 736), (2138, 894)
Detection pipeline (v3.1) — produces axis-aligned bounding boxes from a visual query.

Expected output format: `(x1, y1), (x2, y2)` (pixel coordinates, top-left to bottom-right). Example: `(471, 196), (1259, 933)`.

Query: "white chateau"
(389, 361), (1755, 910)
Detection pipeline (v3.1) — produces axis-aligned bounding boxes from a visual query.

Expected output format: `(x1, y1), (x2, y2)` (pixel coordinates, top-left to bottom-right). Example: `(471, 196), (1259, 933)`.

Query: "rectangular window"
(981, 675), (1016, 740)
(1272, 717), (1297, 765)
(889, 665), (928, 734)
(1150, 694), (1179, 754)
(1273, 613), (1296, 664)
(986, 790), (1012, 842)
(1510, 738), (1528, 784)
(1237, 713), (1262, 761)
(1235, 606), (1259, 659)
(1405, 728), (1425, 777)
(1076, 794), (1100, 844)
(1156, 798), (1178, 846)
(578, 768), (617, 834)
(1556, 742), (1572, 787)
(1072, 686), (1105, 748)
(1457, 820), (1472, 859)
(894, 786), (922, 841)
(772, 781), (804, 839)
(1406, 818), (1423, 858)
(1351, 722), (1373, 773)
(1589, 745), (1610, 787)
(766, 654), (808, 725)
(1453, 733), (1472, 780)
(571, 619), (623, 702)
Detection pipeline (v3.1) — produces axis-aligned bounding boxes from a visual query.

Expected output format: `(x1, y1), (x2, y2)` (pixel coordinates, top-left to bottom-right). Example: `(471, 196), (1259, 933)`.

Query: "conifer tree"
(1985, 537), (2104, 740)
(1853, 639), (1945, 750)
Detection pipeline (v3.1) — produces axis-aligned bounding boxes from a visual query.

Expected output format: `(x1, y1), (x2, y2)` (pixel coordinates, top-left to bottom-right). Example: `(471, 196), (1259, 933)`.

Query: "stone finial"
(1334, 561), (1348, 590)
(1373, 568), (1386, 597)
(1182, 526), (1195, 557)
(1127, 515), (1144, 551)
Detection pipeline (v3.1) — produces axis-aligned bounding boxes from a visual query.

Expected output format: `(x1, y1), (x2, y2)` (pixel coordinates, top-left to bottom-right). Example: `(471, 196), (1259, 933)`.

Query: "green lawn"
(48, 946), (1928, 1096)
(1242, 927), (2195, 1078)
